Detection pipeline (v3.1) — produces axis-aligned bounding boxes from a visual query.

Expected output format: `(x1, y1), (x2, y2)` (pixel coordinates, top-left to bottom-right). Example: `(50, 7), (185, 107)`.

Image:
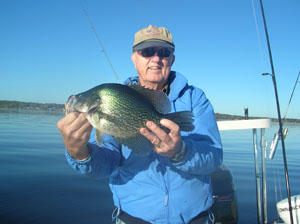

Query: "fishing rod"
(258, 0), (294, 223)
(269, 70), (300, 159)
(80, 2), (120, 84)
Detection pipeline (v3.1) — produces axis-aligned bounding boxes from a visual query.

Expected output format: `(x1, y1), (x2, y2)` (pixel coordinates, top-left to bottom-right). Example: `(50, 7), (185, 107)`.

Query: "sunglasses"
(138, 47), (173, 58)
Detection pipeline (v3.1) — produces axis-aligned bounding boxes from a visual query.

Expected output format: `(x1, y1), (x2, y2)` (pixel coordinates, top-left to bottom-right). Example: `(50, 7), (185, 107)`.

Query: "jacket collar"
(124, 71), (188, 101)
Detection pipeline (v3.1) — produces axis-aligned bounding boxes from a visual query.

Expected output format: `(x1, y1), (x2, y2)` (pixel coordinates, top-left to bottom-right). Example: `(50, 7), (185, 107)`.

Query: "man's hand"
(57, 112), (92, 160)
(139, 119), (182, 159)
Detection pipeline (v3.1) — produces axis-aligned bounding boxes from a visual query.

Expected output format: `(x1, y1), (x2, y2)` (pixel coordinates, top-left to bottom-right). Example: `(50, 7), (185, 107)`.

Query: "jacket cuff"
(65, 149), (92, 165)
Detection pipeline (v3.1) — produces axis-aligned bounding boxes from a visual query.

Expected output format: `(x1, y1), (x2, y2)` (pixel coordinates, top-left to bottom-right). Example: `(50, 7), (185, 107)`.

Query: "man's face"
(131, 46), (175, 89)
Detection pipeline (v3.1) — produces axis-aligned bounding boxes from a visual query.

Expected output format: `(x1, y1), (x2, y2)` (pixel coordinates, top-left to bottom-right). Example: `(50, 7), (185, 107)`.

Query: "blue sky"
(1, 0), (299, 119)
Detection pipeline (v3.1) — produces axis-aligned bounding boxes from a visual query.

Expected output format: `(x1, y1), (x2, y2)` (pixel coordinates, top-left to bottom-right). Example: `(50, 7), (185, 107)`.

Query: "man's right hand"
(57, 112), (93, 160)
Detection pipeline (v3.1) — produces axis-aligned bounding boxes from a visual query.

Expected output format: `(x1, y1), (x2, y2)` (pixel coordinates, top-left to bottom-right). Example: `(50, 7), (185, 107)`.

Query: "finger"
(77, 118), (93, 135)
(60, 112), (81, 126)
(57, 115), (73, 131)
(160, 119), (180, 138)
(140, 127), (161, 146)
(70, 114), (92, 135)
(71, 121), (93, 142)
(145, 121), (168, 141)
(71, 113), (89, 126)
(58, 113), (91, 137)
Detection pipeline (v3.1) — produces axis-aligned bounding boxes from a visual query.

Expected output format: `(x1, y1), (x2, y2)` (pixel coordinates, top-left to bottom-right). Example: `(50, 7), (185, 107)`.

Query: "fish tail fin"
(165, 111), (195, 132)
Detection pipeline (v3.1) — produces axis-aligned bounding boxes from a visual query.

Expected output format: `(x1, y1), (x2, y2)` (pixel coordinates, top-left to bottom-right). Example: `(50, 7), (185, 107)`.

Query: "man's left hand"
(139, 119), (182, 158)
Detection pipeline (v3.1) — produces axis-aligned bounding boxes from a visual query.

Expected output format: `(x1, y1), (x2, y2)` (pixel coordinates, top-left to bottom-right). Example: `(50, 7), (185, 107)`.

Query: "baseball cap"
(133, 25), (175, 51)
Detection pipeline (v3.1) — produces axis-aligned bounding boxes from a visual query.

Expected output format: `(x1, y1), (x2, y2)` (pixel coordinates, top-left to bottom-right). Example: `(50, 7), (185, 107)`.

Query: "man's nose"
(150, 52), (162, 60)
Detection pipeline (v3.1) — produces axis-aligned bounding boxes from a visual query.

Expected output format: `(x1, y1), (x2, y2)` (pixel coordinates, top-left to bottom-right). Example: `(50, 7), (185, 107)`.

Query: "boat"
(211, 118), (300, 224)
(277, 195), (300, 224)
(211, 164), (238, 224)
(210, 119), (271, 224)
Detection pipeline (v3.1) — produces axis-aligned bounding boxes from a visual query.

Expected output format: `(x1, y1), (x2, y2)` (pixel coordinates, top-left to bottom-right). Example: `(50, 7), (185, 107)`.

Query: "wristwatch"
(170, 140), (186, 163)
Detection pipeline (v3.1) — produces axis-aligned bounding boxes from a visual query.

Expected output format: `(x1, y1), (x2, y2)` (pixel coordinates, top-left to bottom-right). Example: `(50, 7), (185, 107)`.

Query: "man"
(57, 25), (223, 224)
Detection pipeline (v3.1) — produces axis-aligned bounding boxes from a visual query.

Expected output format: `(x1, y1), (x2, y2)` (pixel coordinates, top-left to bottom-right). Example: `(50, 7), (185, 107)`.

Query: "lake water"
(0, 109), (299, 224)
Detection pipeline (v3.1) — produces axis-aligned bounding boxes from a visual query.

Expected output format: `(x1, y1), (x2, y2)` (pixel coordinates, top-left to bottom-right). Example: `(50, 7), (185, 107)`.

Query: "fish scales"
(98, 85), (161, 136)
(67, 83), (194, 156)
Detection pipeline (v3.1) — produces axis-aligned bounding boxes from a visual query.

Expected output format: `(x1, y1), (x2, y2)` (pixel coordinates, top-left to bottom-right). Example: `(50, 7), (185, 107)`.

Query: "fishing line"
(251, 0), (273, 117)
(273, 165), (283, 220)
(80, 2), (120, 84)
(278, 167), (283, 201)
(273, 172), (278, 210)
(251, 0), (265, 69)
(282, 70), (300, 124)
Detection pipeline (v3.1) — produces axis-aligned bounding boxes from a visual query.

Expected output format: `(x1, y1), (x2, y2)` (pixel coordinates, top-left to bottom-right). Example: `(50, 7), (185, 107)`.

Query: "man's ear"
(131, 53), (137, 69)
(169, 55), (175, 66)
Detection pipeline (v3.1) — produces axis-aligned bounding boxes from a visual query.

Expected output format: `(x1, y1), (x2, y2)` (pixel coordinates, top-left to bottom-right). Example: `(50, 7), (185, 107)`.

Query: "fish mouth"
(86, 103), (100, 115)
(66, 95), (78, 114)
(66, 95), (100, 115)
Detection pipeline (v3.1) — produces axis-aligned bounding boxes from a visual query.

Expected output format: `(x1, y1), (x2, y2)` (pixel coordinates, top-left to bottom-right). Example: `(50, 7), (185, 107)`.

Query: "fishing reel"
(269, 128), (289, 159)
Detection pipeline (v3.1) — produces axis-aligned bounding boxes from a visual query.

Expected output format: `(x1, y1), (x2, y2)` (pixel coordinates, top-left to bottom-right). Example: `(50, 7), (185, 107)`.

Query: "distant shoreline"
(0, 100), (64, 112)
(1, 100), (299, 123)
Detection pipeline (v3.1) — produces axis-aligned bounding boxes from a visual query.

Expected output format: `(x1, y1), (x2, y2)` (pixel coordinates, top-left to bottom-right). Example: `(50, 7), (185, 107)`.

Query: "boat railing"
(217, 119), (272, 224)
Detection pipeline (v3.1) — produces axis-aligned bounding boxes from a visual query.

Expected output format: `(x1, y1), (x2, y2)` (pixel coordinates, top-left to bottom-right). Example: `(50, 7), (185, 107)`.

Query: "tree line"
(0, 100), (64, 111)
(0, 100), (299, 123)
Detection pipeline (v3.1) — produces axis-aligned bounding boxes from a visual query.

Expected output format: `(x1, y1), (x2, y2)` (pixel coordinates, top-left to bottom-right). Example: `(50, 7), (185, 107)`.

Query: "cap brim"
(133, 41), (175, 51)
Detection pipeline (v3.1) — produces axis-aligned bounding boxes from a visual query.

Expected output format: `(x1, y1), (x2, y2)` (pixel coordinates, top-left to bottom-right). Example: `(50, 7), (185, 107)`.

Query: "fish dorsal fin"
(127, 85), (171, 114)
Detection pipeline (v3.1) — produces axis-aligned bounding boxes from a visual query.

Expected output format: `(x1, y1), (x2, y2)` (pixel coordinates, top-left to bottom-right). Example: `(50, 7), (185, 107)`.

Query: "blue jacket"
(66, 72), (223, 224)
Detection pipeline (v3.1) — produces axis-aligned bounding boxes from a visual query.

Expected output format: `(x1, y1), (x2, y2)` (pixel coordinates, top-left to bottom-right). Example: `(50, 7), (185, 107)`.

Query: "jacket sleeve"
(172, 88), (223, 175)
(65, 130), (121, 179)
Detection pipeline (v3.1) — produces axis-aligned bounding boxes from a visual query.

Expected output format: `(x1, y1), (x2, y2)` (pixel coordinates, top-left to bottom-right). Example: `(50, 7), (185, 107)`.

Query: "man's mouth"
(148, 66), (162, 70)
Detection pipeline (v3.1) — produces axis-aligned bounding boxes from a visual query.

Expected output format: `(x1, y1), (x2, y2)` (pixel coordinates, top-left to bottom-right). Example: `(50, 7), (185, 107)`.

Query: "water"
(0, 110), (114, 224)
(0, 109), (299, 224)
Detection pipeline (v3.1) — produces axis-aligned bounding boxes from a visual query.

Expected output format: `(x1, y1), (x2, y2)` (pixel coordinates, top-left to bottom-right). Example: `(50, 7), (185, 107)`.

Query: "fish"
(66, 83), (194, 156)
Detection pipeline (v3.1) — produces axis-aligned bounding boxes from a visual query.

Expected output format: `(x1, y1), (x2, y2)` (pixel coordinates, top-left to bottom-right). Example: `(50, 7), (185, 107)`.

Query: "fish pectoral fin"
(95, 129), (104, 146)
(114, 134), (152, 156)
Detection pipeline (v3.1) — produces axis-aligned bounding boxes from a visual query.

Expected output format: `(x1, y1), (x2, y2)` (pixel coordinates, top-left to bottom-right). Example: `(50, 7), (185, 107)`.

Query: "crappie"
(66, 83), (194, 156)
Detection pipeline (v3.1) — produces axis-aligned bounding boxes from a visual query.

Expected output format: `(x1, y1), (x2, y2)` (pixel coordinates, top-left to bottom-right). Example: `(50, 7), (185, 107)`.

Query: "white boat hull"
(277, 195), (300, 224)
